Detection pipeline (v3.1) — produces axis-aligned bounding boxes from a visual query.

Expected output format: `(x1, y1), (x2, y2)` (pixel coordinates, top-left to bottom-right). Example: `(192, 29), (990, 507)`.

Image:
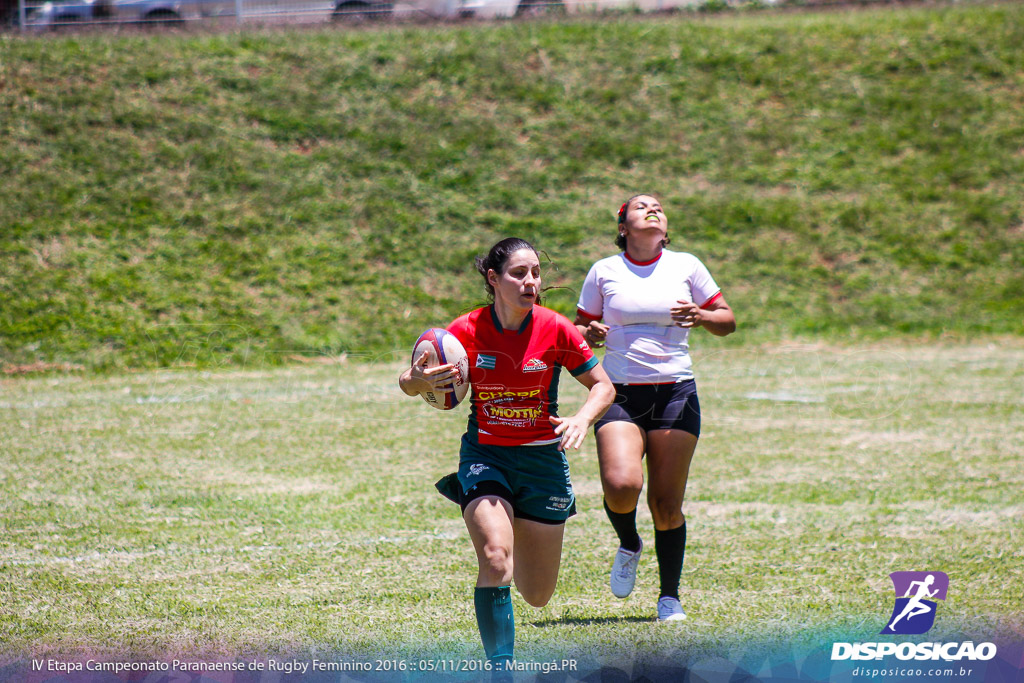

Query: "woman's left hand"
(550, 415), (590, 451)
(671, 300), (702, 328)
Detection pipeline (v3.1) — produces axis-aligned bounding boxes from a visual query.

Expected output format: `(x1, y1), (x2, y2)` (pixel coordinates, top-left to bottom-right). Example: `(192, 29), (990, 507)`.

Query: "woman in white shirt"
(574, 194), (736, 622)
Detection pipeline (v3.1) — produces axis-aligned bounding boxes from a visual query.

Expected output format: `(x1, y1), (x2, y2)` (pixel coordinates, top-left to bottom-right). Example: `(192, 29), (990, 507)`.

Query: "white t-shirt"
(576, 249), (721, 384)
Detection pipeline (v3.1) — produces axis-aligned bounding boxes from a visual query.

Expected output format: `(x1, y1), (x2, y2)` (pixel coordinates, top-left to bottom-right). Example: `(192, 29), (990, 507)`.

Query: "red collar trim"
(623, 251), (663, 267)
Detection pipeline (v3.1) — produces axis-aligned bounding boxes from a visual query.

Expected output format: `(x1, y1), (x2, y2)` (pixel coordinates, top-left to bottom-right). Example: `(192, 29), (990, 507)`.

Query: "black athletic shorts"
(595, 379), (701, 437)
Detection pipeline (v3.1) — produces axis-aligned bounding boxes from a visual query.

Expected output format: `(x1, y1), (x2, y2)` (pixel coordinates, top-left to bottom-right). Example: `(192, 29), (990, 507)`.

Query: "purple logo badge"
(881, 571), (949, 635)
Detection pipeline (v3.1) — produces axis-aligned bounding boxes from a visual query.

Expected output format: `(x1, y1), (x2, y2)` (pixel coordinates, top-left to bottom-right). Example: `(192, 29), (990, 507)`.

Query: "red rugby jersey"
(447, 305), (598, 447)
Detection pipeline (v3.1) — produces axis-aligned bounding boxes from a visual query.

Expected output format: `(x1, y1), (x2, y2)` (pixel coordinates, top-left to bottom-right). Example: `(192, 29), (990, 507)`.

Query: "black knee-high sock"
(604, 499), (642, 552)
(655, 522), (687, 600)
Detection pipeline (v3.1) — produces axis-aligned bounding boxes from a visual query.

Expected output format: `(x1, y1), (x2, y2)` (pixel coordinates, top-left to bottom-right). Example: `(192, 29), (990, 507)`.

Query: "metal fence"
(8, 0), (710, 31)
(12, 0), (376, 30)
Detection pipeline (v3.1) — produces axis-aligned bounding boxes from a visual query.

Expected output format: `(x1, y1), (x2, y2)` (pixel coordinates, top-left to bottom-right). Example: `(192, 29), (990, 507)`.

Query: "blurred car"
(25, 0), (235, 28)
(328, 0), (702, 21)
(329, 0), (497, 20)
(329, 0), (565, 19)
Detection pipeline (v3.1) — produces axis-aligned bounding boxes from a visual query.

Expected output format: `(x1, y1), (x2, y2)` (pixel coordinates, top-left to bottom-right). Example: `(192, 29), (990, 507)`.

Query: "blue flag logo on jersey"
(476, 354), (496, 369)
(881, 571), (949, 635)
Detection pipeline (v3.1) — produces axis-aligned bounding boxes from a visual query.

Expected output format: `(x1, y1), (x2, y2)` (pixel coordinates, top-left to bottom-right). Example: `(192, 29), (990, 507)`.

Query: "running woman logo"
(881, 571), (949, 635)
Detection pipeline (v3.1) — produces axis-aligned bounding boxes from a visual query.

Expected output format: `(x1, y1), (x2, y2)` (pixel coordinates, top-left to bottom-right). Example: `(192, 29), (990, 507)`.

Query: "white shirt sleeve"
(689, 257), (721, 307)
(576, 263), (604, 320)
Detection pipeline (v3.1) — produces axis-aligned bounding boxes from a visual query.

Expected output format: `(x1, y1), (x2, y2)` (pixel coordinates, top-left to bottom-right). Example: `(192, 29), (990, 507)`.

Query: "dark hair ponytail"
(615, 196), (642, 250)
(475, 237), (540, 303)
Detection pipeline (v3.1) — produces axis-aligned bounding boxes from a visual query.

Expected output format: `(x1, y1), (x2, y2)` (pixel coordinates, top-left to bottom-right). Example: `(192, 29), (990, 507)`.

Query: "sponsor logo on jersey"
(483, 403), (543, 424)
(476, 354), (497, 369)
(468, 464), (490, 477)
(523, 358), (548, 373)
(478, 389), (542, 401)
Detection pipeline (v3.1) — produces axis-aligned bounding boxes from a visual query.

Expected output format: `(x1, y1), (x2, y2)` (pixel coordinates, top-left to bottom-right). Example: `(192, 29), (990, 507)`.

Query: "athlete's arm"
(670, 295), (736, 337)
(550, 363), (615, 451)
(573, 311), (610, 349)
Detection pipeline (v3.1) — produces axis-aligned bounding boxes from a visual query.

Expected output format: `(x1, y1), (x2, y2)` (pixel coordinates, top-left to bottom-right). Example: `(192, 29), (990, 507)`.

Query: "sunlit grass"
(2, 340), (1021, 666)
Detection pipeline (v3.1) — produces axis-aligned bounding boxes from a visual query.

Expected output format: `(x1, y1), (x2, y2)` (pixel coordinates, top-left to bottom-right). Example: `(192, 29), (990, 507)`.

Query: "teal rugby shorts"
(436, 433), (576, 525)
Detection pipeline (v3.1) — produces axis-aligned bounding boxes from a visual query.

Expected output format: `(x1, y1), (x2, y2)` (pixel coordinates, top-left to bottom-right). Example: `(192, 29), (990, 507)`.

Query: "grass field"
(2, 2), (1023, 678)
(2, 339), (1021, 673)
(2, 2), (1024, 370)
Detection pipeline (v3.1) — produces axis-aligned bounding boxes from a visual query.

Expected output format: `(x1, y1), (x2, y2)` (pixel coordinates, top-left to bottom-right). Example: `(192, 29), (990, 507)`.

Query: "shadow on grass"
(528, 615), (653, 627)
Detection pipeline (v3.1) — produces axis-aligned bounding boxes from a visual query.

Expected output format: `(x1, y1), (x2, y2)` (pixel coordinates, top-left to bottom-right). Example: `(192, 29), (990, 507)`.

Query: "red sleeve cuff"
(576, 308), (602, 323)
(699, 291), (723, 309)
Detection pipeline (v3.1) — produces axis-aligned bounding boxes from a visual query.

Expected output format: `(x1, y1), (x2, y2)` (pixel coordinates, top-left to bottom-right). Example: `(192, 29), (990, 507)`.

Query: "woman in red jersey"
(399, 237), (614, 672)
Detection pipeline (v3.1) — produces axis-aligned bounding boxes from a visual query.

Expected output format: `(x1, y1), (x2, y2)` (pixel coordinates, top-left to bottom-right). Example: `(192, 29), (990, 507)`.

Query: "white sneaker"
(657, 596), (687, 622)
(609, 541), (642, 598)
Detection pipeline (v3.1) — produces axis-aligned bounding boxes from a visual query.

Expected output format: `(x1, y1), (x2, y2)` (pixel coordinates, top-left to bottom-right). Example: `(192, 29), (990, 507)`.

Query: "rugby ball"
(411, 328), (470, 410)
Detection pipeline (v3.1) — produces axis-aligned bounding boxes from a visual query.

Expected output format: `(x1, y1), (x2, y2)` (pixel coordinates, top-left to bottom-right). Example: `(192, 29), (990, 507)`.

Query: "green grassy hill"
(2, 3), (1022, 370)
